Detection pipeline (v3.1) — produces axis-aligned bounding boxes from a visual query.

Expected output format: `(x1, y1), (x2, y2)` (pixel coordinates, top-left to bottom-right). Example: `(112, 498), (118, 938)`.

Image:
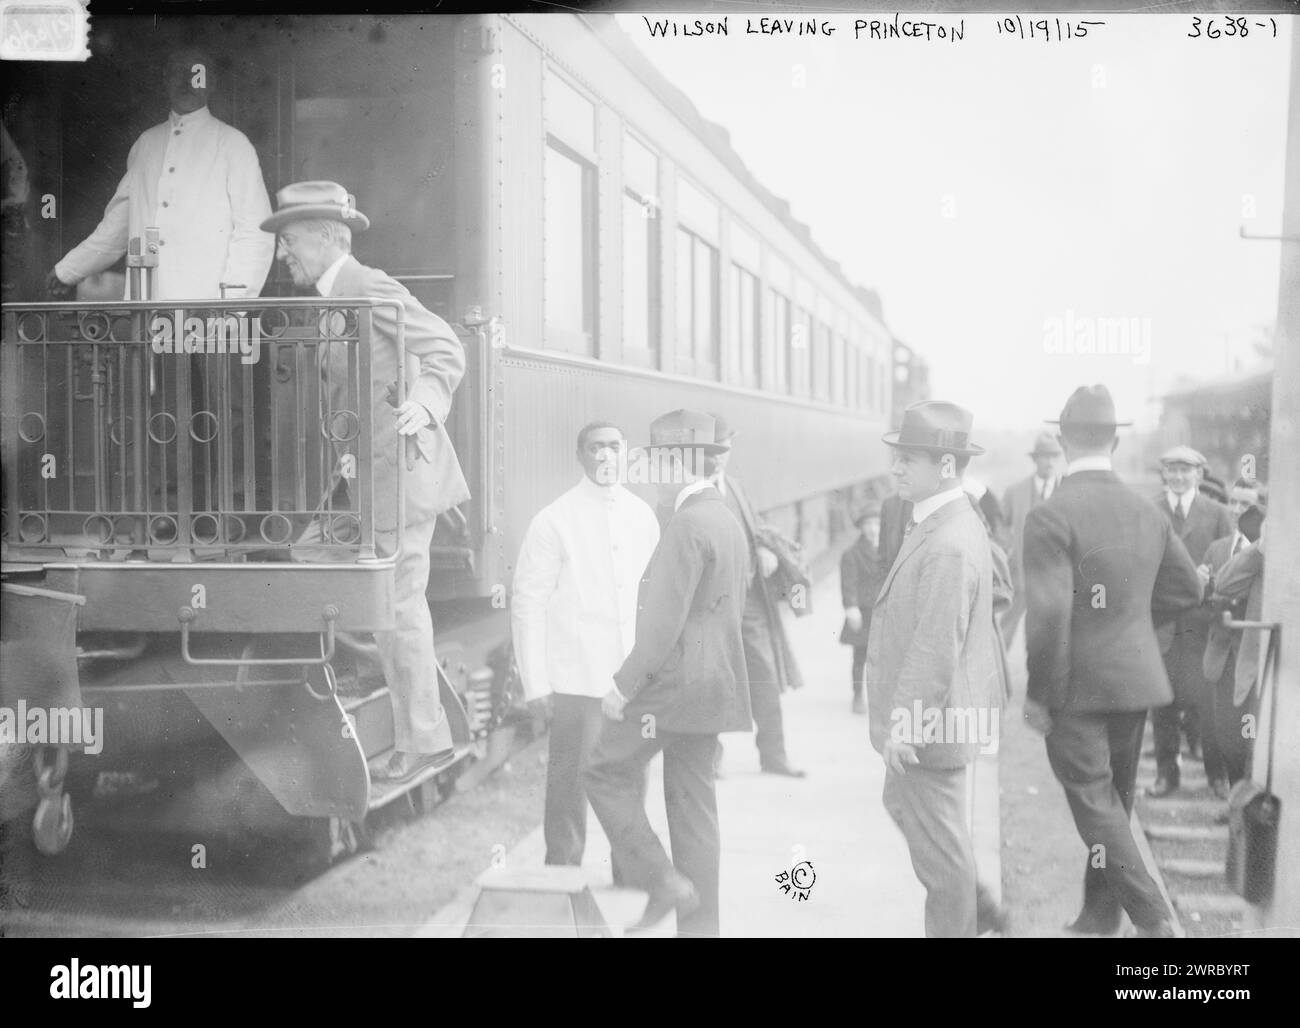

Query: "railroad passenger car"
(1, 12), (901, 854)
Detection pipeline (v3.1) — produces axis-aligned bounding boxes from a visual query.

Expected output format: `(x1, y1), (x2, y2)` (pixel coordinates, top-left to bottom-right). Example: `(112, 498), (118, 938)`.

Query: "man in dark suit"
(1148, 446), (1232, 798)
(585, 410), (751, 937)
(999, 431), (1063, 643)
(840, 500), (884, 715)
(708, 416), (805, 777)
(864, 401), (1004, 938)
(266, 181), (471, 781)
(1203, 483), (1267, 789)
(1023, 385), (1203, 938)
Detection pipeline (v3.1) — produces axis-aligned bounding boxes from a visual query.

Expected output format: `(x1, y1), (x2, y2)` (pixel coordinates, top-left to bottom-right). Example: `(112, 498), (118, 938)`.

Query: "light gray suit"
(864, 494), (1002, 937)
(306, 256), (470, 754)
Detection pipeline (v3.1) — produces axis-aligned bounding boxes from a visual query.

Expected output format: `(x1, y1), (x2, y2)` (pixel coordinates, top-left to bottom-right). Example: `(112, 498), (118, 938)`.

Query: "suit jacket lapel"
(875, 497), (958, 604)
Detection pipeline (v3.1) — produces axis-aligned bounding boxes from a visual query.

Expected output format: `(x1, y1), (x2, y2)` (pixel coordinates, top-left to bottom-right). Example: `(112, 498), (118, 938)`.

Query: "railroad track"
(1135, 731), (1247, 938)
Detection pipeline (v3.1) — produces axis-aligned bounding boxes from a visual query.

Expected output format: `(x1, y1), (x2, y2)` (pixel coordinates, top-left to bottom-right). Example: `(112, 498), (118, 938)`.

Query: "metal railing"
(1, 298), (403, 562)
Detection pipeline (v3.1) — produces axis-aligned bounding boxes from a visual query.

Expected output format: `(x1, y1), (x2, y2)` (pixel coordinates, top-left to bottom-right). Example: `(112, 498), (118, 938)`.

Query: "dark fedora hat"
(260, 180), (371, 234)
(642, 409), (730, 455)
(882, 401), (985, 457)
(1046, 384), (1133, 428)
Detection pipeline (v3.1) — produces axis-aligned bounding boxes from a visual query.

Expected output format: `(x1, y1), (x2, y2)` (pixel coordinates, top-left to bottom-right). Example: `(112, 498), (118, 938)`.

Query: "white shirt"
(56, 106), (274, 300)
(911, 484), (966, 526)
(1165, 488), (1194, 519)
(1065, 455), (1113, 476)
(511, 477), (661, 699)
(314, 253), (351, 297)
(1035, 475), (1055, 501)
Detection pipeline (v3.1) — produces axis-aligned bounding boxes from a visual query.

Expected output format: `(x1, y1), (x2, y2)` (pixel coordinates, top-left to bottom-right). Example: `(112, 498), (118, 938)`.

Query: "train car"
(0, 12), (899, 856)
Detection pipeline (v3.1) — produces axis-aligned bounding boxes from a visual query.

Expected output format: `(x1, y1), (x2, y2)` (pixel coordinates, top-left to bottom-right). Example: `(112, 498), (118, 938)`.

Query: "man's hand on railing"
(385, 381), (434, 469)
(44, 269), (76, 300)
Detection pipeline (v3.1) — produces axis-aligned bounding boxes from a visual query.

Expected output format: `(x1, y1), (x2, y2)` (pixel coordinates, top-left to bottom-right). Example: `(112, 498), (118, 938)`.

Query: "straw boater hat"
(1046, 384), (1132, 428)
(882, 400), (985, 457)
(259, 180), (371, 234)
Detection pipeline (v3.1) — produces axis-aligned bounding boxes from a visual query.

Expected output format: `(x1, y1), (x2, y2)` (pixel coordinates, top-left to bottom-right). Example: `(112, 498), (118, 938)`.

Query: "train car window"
(791, 306), (812, 399)
(832, 332), (847, 406)
(766, 288), (791, 394)
(674, 226), (720, 379)
(812, 320), (831, 402)
(544, 68), (597, 161)
(677, 176), (720, 244)
(622, 132), (660, 368)
(622, 192), (659, 366)
(728, 264), (760, 389)
(544, 140), (598, 355)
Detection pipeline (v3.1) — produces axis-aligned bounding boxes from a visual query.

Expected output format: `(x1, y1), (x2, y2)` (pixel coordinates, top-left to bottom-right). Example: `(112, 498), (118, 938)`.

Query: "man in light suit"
(1023, 386), (1202, 937)
(864, 400), (1004, 938)
(1148, 446), (1232, 798)
(265, 180), (470, 782)
(585, 410), (751, 937)
(999, 431), (1062, 643)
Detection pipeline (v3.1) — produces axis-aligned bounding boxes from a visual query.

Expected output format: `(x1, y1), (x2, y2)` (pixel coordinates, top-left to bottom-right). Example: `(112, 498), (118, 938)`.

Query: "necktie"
(1172, 502), (1186, 533)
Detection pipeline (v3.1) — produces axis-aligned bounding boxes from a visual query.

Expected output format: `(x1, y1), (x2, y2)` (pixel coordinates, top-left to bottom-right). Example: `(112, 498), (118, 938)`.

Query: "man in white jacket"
(511, 422), (659, 877)
(47, 49), (273, 301)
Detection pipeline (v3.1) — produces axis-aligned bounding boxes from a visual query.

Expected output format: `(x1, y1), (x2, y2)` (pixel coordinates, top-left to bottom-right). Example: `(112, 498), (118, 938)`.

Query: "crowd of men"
(37, 49), (1272, 939)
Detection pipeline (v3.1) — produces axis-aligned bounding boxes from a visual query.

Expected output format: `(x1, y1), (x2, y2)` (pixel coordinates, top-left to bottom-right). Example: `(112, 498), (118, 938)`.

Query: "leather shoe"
(1064, 913), (1121, 936)
(1146, 775), (1179, 798)
(629, 871), (699, 933)
(1209, 778), (1230, 801)
(760, 756), (807, 778)
(370, 748), (456, 784)
(851, 695), (867, 715)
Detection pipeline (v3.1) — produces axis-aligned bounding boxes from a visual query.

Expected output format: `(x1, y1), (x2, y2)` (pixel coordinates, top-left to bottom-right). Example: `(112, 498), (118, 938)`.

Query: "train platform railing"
(1, 297), (406, 566)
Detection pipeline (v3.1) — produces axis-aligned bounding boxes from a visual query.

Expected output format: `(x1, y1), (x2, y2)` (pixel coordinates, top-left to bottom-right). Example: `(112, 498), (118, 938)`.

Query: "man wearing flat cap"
(584, 410), (751, 936)
(1148, 445), (1232, 799)
(999, 431), (1062, 644)
(264, 180), (470, 783)
(840, 500), (883, 715)
(864, 400), (1004, 937)
(1022, 385), (1201, 937)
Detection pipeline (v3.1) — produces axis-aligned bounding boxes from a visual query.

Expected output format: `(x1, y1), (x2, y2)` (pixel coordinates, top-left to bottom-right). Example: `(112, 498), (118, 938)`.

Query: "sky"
(613, 11), (1293, 431)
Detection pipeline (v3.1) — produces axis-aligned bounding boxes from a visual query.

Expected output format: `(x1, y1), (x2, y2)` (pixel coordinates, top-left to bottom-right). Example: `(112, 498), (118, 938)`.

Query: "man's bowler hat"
(882, 401), (985, 457)
(260, 181), (371, 234)
(1046, 384), (1132, 428)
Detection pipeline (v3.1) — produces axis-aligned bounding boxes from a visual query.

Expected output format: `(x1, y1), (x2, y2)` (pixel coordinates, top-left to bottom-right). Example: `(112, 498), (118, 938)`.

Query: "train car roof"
(584, 14), (886, 327)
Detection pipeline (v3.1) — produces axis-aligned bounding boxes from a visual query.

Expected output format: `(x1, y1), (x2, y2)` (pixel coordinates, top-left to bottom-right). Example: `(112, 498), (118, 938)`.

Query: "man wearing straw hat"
(1022, 385), (1201, 937)
(864, 400), (1003, 938)
(263, 181), (470, 783)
